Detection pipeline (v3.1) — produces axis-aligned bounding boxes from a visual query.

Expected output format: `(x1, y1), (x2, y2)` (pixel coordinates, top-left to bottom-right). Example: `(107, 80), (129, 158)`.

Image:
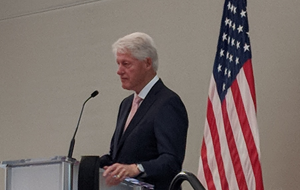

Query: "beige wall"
(0, 0), (299, 189)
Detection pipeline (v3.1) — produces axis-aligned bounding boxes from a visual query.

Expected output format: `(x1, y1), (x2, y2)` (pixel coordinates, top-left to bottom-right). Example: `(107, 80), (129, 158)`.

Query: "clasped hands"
(103, 163), (140, 186)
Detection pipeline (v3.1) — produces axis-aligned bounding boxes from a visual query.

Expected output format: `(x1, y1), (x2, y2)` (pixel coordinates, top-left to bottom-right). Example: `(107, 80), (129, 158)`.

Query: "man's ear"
(145, 57), (153, 69)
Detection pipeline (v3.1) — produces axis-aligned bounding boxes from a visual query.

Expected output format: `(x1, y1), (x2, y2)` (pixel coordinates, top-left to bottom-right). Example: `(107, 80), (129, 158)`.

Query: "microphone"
(67, 90), (99, 158)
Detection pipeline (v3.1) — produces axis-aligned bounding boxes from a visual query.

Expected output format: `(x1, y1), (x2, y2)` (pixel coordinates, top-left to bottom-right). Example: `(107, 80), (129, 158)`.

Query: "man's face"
(116, 52), (149, 93)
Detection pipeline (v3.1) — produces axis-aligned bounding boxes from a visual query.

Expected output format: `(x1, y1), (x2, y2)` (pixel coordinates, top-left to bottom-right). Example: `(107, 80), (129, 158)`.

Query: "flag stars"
(229, 54), (233, 62)
(232, 23), (236, 31)
(217, 2), (251, 89)
(222, 33), (227, 41)
(244, 43), (250, 52)
(240, 9), (247, 18)
(228, 70), (231, 78)
(236, 41), (240, 49)
(236, 57), (240, 64)
(230, 4), (237, 14)
(237, 25), (243, 33)
(232, 6), (237, 14)
(227, 1), (237, 14)
(224, 18), (236, 31)
(225, 51), (233, 62)
(220, 49), (225, 57)
(225, 18), (230, 26)
(231, 38), (235, 46)
(218, 64), (222, 72)
(230, 5), (234, 12)
(229, 20), (233, 28)
(227, 1), (232, 10)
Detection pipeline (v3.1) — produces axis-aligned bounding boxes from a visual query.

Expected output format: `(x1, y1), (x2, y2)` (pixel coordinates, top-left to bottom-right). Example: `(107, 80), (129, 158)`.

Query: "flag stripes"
(198, 62), (263, 189)
(198, 0), (264, 189)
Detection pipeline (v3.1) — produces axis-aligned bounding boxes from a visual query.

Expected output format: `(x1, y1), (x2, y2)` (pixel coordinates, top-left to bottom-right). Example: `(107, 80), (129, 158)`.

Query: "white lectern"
(0, 156), (79, 190)
(1, 156), (153, 190)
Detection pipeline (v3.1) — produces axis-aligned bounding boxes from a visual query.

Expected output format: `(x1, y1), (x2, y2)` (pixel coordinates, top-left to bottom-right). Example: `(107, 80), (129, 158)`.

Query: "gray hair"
(112, 32), (158, 71)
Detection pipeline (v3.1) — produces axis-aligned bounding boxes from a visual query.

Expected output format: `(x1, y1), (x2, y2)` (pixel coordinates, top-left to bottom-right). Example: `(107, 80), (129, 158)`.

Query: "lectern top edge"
(0, 156), (78, 168)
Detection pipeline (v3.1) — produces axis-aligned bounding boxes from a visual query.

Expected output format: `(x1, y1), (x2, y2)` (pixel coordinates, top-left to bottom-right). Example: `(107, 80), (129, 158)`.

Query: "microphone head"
(91, 90), (99, 98)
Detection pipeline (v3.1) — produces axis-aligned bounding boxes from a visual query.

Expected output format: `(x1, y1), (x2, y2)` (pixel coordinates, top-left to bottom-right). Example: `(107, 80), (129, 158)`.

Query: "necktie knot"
(133, 95), (142, 105)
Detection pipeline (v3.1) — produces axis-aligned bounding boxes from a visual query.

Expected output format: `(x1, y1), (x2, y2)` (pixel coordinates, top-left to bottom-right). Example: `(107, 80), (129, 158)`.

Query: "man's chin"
(121, 84), (130, 90)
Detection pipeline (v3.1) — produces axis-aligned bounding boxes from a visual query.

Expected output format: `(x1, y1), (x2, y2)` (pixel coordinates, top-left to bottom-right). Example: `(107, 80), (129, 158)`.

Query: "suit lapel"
(112, 95), (133, 159)
(114, 80), (165, 158)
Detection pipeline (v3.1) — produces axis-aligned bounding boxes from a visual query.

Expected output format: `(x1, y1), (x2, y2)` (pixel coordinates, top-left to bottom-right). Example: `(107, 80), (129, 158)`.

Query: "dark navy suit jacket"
(109, 79), (188, 190)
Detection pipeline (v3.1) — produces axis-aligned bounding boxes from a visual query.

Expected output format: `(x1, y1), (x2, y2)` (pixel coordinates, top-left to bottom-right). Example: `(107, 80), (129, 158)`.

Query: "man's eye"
(123, 62), (131, 67)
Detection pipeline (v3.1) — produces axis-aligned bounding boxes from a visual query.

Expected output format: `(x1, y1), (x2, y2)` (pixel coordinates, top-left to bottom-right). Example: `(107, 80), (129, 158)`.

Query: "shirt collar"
(136, 75), (159, 100)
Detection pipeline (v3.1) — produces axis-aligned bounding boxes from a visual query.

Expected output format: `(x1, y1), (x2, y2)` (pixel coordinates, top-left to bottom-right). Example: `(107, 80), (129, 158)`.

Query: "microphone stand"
(67, 91), (98, 159)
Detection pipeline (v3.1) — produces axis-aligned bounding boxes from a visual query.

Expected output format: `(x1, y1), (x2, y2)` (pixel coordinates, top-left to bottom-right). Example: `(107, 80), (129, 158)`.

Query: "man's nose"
(117, 65), (123, 75)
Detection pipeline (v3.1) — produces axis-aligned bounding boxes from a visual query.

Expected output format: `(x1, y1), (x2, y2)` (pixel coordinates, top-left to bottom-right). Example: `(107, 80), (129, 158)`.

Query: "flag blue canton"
(213, 0), (251, 101)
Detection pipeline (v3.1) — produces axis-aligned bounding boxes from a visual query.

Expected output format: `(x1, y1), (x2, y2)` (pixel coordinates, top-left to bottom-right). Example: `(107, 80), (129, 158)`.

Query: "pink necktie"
(124, 95), (143, 132)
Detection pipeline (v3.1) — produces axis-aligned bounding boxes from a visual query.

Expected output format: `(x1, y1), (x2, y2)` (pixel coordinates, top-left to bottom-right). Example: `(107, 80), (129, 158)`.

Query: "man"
(102, 32), (188, 190)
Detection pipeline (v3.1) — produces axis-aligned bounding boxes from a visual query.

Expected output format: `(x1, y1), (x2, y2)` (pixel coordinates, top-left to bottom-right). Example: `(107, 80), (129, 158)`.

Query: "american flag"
(197, 0), (264, 190)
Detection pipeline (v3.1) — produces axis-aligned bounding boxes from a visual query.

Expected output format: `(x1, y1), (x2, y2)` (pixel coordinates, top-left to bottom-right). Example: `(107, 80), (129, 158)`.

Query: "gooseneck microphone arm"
(67, 90), (99, 158)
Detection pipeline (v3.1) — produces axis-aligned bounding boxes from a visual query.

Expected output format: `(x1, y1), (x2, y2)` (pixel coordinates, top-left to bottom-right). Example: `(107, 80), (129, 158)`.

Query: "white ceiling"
(0, 0), (102, 21)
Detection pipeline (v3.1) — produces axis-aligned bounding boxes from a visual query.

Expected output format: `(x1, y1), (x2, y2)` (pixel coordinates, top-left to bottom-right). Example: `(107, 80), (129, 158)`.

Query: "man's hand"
(103, 163), (140, 186)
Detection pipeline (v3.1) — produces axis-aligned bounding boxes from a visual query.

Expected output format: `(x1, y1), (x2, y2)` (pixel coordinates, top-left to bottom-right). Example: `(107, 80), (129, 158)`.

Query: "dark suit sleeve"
(140, 95), (188, 183)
